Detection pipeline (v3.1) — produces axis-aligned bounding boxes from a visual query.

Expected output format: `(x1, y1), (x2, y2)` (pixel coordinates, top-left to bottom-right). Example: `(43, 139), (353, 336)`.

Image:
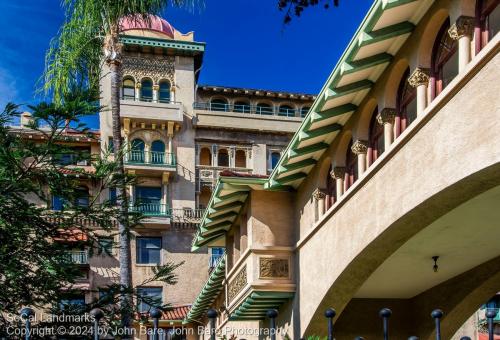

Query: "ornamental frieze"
(259, 258), (289, 279)
(122, 55), (175, 83)
(228, 266), (247, 302)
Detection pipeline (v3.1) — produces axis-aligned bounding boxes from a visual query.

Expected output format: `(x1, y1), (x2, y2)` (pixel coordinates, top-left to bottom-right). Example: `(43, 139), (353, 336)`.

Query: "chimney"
(21, 112), (33, 127)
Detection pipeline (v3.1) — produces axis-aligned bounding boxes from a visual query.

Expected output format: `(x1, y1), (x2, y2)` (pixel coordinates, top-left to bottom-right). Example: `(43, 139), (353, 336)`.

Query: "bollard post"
(325, 308), (336, 340)
(207, 309), (218, 340)
(379, 308), (392, 340)
(20, 307), (35, 340)
(485, 309), (497, 340)
(90, 308), (104, 340)
(431, 309), (444, 340)
(150, 308), (162, 340)
(267, 309), (278, 340)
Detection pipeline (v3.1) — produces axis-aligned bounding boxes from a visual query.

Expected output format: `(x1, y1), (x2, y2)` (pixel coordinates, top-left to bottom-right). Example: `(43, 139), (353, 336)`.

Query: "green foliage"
(305, 336), (328, 340)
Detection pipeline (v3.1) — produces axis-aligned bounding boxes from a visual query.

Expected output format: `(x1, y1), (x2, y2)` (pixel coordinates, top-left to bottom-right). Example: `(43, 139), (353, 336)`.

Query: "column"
(170, 83), (176, 102)
(331, 167), (345, 199)
(229, 146), (236, 168)
(128, 170), (136, 206)
(377, 108), (396, 149)
(312, 189), (326, 220)
(134, 83), (141, 101)
(152, 84), (159, 103)
(144, 143), (151, 164)
(212, 144), (218, 167)
(162, 172), (169, 214)
(408, 67), (430, 116)
(448, 16), (474, 73)
(167, 122), (174, 165)
(351, 140), (368, 178)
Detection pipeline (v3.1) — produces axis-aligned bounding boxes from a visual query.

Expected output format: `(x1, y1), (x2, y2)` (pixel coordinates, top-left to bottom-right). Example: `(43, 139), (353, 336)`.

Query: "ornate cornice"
(312, 188), (326, 200)
(377, 108), (397, 125)
(123, 55), (175, 83)
(227, 266), (247, 302)
(448, 16), (474, 40)
(408, 67), (430, 88)
(330, 166), (346, 179)
(259, 258), (289, 279)
(152, 84), (159, 91)
(351, 140), (368, 155)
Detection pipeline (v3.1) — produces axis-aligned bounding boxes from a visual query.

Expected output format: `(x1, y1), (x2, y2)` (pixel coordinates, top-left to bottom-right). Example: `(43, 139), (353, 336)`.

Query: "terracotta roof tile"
(162, 305), (191, 320)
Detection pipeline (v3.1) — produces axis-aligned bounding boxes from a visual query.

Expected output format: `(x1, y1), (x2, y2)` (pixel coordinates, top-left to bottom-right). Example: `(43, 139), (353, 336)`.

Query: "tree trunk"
(106, 27), (133, 336)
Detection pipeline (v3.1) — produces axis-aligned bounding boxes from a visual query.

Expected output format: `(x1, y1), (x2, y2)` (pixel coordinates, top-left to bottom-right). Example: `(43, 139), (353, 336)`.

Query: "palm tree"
(43, 0), (196, 332)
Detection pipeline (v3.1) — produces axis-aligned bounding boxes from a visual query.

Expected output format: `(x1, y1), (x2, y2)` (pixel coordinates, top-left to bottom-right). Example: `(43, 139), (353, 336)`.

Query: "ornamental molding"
(377, 108), (397, 125)
(228, 266), (247, 302)
(331, 166), (346, 179)
(312, 188), (327, 200)
(259, 257), (290, 279)
(408, 67), (430, 88)
(122, 55), (175, 84)
(351, 140), (368, 155)
(448, 16), (474, 40)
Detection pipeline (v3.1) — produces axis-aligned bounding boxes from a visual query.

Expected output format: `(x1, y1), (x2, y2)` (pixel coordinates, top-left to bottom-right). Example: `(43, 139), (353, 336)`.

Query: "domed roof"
(119, 14), (175, 39)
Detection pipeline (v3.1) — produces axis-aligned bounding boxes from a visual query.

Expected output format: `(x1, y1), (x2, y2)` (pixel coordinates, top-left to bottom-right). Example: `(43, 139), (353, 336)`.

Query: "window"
(368, 107), (384, 165)
(209, 247), (225, 268)
(56, 146), (91, 166)
(432, 18), (458, 96)
(98, 237), (113, 256)
(478, 0), (500, 51)
(135, 187), (162, 215)
(122, 78), (135, 100)
(256, 103), (274, 115)
(141, 79), (153, 101)
(233, 100), (250, 113)
(217, 149), (229, 167)
(199, 147), (212, 166)
(301, 106), (310, 118)
(137, 287), (162, 313)
(271, 151), (281, 170)
(109, 187), (117, 205)
(130, 139), (145, 163)
(52, 195), (66, 211)
(59, 294), (85, 311)
(278, 105), (295, 117)
(98, 289), (114, 304)
(151, 140), (166, 164)
(345, 139), (358, 189)
(396, 68), (417, 137)
(210, 98), (228, 112)
(52, 187), (89, 210)
(158, 80), (171, 103)
(136, 237), (162, 264)
(235, 149), (246, 168)
(74, 187), (89, 208)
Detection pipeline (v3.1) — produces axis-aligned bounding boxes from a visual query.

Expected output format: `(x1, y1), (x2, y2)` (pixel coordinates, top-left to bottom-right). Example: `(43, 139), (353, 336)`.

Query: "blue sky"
(0, 0), (372, 128)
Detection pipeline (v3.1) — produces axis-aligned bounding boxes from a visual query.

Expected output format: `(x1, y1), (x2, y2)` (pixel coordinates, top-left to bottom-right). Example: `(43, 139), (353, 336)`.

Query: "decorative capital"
(408, 67), (430, 88)
(351, 140), (368, 155)
(448, 16), (474, 40)
(377, 108), (397, 125)
(312, 188), (326, 201)
(330, 166), (346, 179)
(152, 84), (160, 90)
(135, 83), (142, 89)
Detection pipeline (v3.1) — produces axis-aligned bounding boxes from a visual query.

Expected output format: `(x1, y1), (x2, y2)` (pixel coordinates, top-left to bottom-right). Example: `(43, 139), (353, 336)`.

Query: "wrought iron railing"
(64, 250), (88, 264)
(125, 151), (176, 167)
(120, 96), (182, 105)
(193, 102), (300, 118)
(196, 165), (252, 191)
(130, 203), (171, 217)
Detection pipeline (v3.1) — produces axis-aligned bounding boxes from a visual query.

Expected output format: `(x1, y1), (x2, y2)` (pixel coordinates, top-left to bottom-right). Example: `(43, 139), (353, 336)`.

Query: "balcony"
(64, 250), (88, 265)
(196, 165), (252, 190)
(193, 102), (303, 133)
(124, 151), (176, 172)
(120, 98), (182, 123)
(130, 202), (171, 217)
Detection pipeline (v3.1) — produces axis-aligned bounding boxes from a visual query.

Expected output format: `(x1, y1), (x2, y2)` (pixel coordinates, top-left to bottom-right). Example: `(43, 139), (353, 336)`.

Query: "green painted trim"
(120, 35), (205, 53)
(298, 123), (342, 142)
(205, 211), (238, 226)
(278, 158), (317, 173)
(274, 172), (307, 184)
(383, 0), (419, 10)
(213, 191), (248, 206)
(359, 21), (415, 47)
(325, 80), (373, 101)
(289, 142), (329, 159)
(207, 201), (244, 215)
(310, 104), (358, 123)
(342, 53), (393, 74)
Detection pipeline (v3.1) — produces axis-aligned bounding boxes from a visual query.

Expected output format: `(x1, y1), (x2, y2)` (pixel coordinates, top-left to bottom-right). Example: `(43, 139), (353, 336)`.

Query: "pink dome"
(119, 14), (175, 39)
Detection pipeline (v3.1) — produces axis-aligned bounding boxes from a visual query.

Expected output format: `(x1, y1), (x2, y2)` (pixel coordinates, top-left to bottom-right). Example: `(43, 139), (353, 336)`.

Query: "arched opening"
(130, 138), (145, 163)
(151, 140), (165, 164)
(396, 67), (417, 138)
(368, 107), (384, 166)
(432, 18), (458, 97)
(198, 186), (212, 209)
(122, 77), (135, 100)
(301, 106), (311, 118)
(325, 165), (336, 210)
(270, 151), (281, 171)
(235, 150), (246, 168)
(158, 80), (171, 103)
(210, 98), (228, 112)
(218, 149), (229, 167)
(345, 139), (358, 190)
(256, 103), (274, 115)
(477, 0), (500, 52)
(278, 104), (295, 117)
(140, 78), (153, 102)
(199, 147), (212, 166)
(234, 100), (251, 113)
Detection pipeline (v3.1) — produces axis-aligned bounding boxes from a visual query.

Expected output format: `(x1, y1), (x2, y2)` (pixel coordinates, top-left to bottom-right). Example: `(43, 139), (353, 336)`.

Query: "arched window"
(301, 106), (310, 118)
(158, 80), (171, 103)
(122, 77), (135, 100)
(271, 151), (281, 170)
(396, 68), (417, 137)
(432, 18), (458, 96)
(199, 147), (212, 166)
(210, 98), (228, 112)
(130, 138), (145, 163)
(256, 103), (274, 115)
(368, 107), (384, 166)
(140, 79), (153, 102)
(345, 139), (358, 190)
(234, 100), (250, 113)
(235, 150), (246, 168)
(218, 149), (229, 167)
(151, 140), (165, 164)
(477, 0), (500, 52)
(325, 165), (336, 210)
(278, 105), (295, 117)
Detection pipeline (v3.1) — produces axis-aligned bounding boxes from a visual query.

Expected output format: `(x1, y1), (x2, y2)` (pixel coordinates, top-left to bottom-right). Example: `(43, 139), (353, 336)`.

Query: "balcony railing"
(130, 203), (171, 217)
(64, 250), (88, 264)
(193, 102), (300, 118)
(171, 208), (205, 221)
(121, 96), (181, 105)
(479, 308), (500, 324)
(125, 151), (176, 167)
(196, 165), (252, 191)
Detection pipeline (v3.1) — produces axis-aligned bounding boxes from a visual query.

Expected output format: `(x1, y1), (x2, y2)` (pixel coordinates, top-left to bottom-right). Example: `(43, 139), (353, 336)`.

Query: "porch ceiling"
(229, 291), (295, 321)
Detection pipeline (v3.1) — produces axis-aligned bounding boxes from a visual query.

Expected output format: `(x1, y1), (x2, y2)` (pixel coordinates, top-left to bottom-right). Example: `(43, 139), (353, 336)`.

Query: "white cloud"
(0, 66), (19, 110)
